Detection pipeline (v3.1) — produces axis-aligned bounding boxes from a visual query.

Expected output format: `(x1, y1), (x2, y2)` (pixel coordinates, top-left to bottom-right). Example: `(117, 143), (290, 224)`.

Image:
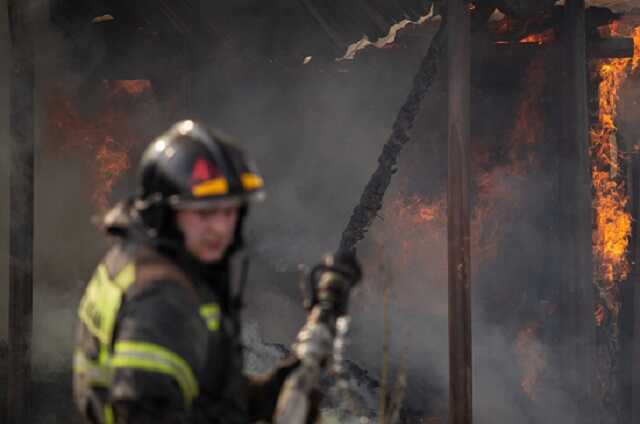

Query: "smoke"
(1, 2), (441, 421)
(3, 3), (640, 423)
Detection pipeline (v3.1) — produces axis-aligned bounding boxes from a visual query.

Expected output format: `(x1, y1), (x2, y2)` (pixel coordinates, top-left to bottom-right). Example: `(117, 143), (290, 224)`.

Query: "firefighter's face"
(176, 205), (239, 263)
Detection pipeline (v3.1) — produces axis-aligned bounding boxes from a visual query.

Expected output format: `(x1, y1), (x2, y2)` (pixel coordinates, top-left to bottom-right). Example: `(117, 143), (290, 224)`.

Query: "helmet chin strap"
(228, 249), (249, 310)
(134, 192), (189, 254)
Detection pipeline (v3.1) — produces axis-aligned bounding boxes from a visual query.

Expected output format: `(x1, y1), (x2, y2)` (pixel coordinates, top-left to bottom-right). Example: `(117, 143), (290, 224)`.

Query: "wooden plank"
(339, 23), (445, 253)
(620, 147), (638, 424)
(560, 1), (595, 423)
(447, 1), (472, 423)
(7, 0), (35, 423)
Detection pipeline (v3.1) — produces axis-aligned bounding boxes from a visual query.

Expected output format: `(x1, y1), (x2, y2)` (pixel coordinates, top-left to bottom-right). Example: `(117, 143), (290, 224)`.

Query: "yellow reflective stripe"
(78, 262), (136, 346)
(192, 178), (229, 197)
(112, 341), (198, 406)
(104, 404), (114, 424)
(73, 351), (111, 387)
(78, 265), (125, 346)
(199, 303), (220, 331)
(241, 173), (264, 191)
(113, 263), (136, 291)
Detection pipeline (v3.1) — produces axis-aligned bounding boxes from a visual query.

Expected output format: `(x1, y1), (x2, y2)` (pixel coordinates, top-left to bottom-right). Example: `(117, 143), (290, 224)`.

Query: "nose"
(207, 213), (232, 235)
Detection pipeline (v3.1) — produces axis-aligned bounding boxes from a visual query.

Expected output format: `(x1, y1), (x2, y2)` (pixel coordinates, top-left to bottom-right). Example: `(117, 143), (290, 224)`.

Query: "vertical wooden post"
(634, 251), (640, 424)
(626, 150), (640, 424)
(620, 150), (638, 424)
(561, 1), (595, 422)
(7, 1), (35, 423)
(447, 1), (472, 424)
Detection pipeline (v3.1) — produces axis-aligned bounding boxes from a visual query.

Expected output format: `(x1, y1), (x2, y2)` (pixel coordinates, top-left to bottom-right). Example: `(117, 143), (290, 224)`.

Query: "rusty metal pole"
(562, 0), (595, 422)
(7, 0), (35, 423)
(447, 1), (472, 424)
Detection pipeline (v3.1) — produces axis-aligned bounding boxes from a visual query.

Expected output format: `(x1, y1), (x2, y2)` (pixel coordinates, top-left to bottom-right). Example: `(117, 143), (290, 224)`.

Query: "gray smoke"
(3, 3), (640, 423)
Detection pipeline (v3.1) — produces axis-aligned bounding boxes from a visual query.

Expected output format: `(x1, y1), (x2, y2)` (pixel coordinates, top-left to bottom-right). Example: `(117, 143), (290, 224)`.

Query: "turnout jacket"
(73, 235), (297, 424)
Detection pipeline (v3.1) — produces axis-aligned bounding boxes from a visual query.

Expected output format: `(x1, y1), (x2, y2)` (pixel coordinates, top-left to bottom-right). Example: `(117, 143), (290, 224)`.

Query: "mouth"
(205, 240), (223, 251)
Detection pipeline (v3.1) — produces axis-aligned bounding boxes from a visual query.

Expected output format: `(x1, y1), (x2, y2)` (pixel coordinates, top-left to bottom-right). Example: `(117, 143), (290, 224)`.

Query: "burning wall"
(350, 13), (640, 422)
(591, 23), (640, 295)
(588, 20), (640, 423)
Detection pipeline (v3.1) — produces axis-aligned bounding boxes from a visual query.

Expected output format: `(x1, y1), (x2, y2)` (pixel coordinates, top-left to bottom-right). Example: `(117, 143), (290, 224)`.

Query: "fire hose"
(274, 251), (362, 424)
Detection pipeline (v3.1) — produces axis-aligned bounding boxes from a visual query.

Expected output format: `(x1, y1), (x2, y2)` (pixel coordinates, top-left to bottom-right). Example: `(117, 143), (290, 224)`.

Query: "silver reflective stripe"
(111, 341), (198, 406)
(74, 351), (111, 387)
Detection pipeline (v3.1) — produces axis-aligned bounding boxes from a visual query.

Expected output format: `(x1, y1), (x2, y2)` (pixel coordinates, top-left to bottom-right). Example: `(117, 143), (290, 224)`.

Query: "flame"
(45, 80), (151, 211)
(391, 195), (447, 276)
(374, 52), (546, 308)
(634, 27), (640, 71)
(516, 322), (547, 400)
(395, 195), (446, 226)
(595, 303), (606, 327)
(364, 48), (550, 402)
(491, 14), (555, 45)
(519, 29), (555, 45)
(590, 23), (640, 287)
(108, 80), (151, 97)
(94, 136), (130, 210)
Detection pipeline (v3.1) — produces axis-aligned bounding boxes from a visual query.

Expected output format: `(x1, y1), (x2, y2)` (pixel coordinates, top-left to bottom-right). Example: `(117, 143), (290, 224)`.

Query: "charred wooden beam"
(634, 170), (640, 424)
(559, 1), (595, 423)
(620, 146), (638, 424)
(477, 36), (633, 67)
(7, 0), (35, 423)
(338, 21), (445, 253)
(447, 1), (472, 424)
(589, 37), (634, 59)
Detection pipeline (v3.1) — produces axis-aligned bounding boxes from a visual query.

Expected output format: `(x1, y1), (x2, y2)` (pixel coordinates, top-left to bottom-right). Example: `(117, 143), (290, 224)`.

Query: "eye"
(222, 207), (236, 218)
(197, 209), (214, 219)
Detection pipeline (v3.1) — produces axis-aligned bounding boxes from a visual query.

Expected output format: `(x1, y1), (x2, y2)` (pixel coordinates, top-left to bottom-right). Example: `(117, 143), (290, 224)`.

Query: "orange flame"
(590, 23), (640, 286)
(519, 29), (555, 45)
(395, 196), (446, 226)
(94, 136), (131, 210)
(45, 80), (151, 211)
(109, 80), (152, 97)
(595, 303), (606, 327)
(377, 52), (546, 302)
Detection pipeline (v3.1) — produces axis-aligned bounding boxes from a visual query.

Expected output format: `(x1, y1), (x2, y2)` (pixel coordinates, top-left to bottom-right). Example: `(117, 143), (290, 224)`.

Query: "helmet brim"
(168, 191), (265, 210)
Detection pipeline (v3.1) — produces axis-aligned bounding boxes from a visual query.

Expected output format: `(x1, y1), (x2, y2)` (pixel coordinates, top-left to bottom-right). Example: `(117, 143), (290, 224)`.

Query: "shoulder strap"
(130, 245), (200, 303)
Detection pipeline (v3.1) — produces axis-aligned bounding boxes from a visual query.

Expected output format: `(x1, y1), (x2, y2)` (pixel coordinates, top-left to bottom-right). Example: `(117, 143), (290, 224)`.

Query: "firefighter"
(72, 120), (361, 423)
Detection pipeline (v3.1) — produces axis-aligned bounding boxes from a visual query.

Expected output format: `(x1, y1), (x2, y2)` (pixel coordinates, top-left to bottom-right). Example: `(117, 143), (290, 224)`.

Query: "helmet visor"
(168, 195), (245, 211)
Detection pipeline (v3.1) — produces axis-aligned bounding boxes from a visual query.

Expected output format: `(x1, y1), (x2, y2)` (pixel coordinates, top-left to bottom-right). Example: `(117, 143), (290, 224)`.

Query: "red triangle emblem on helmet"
(191, 158), (219, 182)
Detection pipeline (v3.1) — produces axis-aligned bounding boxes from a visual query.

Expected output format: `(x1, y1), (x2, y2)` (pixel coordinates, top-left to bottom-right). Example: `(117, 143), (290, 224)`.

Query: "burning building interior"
(2, 0), (640, 423)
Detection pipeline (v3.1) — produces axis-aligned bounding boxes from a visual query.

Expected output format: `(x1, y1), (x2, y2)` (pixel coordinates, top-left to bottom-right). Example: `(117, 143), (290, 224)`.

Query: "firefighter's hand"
(293, 320), (333, 366)
(313, 250), (362, 316)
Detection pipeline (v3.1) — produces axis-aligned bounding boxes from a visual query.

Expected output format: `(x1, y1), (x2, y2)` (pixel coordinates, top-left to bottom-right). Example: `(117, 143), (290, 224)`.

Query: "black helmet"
(135, 120), (264, 239)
